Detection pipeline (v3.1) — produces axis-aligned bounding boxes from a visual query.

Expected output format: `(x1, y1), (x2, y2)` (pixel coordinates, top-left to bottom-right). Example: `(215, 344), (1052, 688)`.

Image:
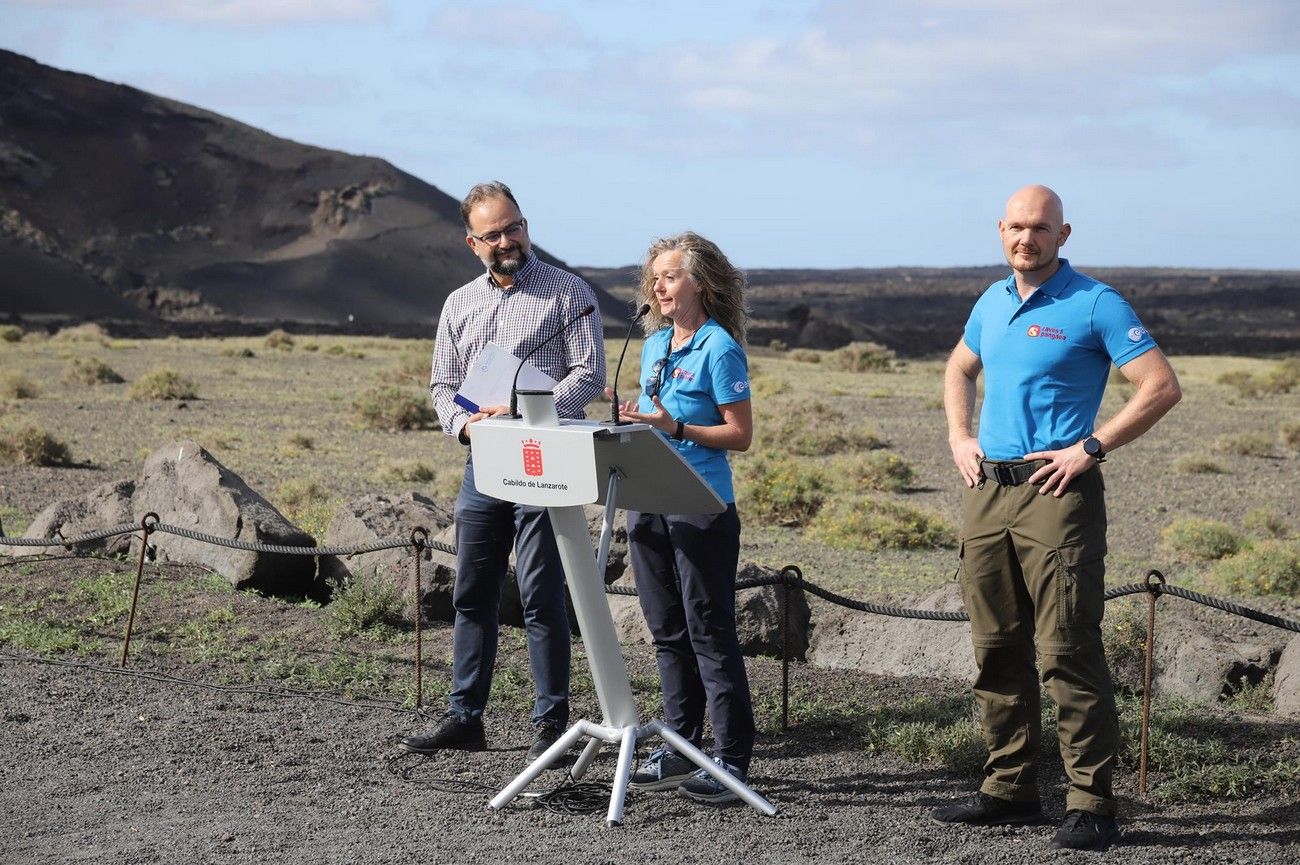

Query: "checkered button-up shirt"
(429, 252), (606, 441)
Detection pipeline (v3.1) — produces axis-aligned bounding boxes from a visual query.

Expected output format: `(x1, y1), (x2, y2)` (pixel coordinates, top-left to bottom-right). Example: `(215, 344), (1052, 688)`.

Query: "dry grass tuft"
(352, 386), (436, 431)
(64, 357), (124, 385)
(128, 368), (198, 401)
(0, 416), (72, 465)
(0, 373), (38, 399)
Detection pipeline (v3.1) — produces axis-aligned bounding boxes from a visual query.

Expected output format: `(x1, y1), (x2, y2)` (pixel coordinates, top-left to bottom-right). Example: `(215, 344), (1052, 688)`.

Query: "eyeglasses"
(468, 219), (526, 246)
(646, 344), (672, 399)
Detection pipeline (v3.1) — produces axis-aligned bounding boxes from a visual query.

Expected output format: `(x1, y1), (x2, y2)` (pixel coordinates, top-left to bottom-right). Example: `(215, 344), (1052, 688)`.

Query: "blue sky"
(4, 0), (1299, 270)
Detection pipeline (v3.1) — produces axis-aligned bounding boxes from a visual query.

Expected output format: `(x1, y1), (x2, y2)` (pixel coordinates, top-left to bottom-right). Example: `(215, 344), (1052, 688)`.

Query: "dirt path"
(4, 648), (1299, 865)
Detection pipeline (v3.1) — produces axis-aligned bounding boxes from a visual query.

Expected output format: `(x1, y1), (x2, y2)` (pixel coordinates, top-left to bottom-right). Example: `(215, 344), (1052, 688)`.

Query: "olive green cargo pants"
(958, 464), (1118, 816)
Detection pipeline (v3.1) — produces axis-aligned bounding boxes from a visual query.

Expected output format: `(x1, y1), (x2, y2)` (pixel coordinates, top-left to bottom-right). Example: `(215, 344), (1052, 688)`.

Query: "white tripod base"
(487, 718), (777, 826)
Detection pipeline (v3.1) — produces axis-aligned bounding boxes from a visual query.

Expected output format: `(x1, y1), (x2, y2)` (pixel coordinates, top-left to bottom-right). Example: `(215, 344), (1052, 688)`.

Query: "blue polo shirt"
(638, 318), (750, 503)
(963, 259), (1158, 461)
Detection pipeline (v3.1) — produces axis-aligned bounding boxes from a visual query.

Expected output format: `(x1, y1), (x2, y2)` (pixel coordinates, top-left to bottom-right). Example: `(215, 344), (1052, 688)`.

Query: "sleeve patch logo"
(1128, 326), (1148, 342)
(733, 380), (750, 393)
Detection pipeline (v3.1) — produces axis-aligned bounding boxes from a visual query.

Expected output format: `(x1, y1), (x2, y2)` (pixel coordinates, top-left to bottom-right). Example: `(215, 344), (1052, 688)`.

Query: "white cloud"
(508, 1), (1300, 168)
(426, 3), (586, 50)
(4, 0), (386, 27)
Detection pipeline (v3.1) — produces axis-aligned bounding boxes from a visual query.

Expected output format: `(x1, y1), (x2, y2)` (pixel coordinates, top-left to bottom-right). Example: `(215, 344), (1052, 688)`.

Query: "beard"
(489, 249), (524, 276)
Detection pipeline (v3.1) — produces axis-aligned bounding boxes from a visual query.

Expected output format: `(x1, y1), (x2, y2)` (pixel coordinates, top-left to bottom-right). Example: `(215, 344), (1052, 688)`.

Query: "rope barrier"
(5, 515), (1299, 806)
(3, 521), (1298, 632)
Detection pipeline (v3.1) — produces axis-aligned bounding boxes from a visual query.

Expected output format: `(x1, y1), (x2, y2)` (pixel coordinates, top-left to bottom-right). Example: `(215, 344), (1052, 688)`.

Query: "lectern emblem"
(522, 438), (544, 476)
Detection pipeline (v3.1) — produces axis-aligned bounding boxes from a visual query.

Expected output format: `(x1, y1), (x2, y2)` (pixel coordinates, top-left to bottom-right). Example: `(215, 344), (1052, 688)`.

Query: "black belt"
(979, 460), (1040, 486)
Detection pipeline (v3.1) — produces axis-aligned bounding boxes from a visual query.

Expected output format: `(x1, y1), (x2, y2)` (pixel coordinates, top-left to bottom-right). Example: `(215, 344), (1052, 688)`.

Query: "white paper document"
(454, 341), (558, 413)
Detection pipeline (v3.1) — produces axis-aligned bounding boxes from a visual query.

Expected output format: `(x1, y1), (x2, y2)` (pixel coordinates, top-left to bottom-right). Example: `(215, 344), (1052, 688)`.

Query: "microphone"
(610, 303), (652, 425)
(509, 304), (596, 418)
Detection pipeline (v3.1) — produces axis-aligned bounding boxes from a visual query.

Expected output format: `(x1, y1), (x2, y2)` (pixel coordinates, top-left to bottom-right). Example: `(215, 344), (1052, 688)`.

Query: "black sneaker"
(677, 757), (745, 805)
(526, 719), (567, 762)
(929, 791), (1044, 826)
(630, 747), (695, 791)
(1051, 809), (1121, 851)
(398, 711), (486, 754)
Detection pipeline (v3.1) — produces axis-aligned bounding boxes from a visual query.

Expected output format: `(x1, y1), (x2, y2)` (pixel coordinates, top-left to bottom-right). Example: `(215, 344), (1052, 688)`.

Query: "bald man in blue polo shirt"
(932, 185), (1181, 851)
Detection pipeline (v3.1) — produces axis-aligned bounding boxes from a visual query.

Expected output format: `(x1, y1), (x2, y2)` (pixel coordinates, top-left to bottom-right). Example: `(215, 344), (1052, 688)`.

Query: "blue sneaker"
(677, 757), (744, 804)
(630, 746), (695, 791)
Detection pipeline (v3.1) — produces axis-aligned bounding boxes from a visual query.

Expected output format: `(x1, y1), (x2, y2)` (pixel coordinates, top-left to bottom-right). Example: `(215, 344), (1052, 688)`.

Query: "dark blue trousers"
(627, 504), (754, 773)
(448, 458), (570, 726)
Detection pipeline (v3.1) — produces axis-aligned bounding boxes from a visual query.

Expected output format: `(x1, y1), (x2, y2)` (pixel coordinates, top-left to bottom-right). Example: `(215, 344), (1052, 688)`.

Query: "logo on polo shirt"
(1128, 326), (1148, 342)
(671, 368), (696, 383)
(1027, 324), (1065, 341)
(732, 380), (750, 394)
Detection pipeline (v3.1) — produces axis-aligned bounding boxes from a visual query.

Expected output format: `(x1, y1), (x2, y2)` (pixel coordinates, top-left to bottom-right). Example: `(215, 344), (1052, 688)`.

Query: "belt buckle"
(993, 463), (1017, 486)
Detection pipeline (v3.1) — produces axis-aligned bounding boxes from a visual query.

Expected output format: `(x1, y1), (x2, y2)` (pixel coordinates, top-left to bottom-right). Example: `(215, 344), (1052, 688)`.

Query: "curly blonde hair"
(637, 231), (749, 344)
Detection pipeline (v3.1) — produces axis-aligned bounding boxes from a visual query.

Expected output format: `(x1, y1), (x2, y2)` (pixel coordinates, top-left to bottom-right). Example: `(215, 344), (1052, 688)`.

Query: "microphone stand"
(610, 304), (651, 425)
(508, 304), (596, 418)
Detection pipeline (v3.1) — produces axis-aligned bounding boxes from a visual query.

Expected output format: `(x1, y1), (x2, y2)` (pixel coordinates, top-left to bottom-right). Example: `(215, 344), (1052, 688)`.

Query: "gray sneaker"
(677, 757), (745, 805)
(630, 747), (695, 791)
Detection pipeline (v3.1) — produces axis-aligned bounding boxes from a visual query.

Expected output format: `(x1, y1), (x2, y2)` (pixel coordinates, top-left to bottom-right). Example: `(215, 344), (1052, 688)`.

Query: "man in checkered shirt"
(400, 181), (606, 762)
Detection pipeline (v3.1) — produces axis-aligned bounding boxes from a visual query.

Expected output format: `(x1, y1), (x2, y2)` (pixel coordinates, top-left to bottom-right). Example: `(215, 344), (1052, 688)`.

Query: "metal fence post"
(120, 513), (158, 668)
(1139, 569), (1166, 797)
(410, 527), (429, 709)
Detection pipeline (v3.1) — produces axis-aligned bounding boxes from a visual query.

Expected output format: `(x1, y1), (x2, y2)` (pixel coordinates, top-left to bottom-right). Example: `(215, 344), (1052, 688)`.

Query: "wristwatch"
(672, 420), (685, 441)
(1082, 435), (1106, 462)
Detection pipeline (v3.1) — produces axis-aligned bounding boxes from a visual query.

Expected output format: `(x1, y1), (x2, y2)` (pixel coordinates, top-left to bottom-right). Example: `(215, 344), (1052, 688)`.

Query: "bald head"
(999, 184), (1071, 283)
(1005, 184), (1064, 226)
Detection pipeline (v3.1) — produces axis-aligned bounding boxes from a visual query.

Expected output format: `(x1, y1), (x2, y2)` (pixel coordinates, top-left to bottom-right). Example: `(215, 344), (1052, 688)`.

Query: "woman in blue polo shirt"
(614, 231), (755, 804)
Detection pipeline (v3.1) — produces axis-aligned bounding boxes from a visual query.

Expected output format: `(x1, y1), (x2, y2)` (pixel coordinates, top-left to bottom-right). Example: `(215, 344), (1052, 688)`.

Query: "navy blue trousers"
(448, 458), (570, 726)
(627, 504), (754, 773)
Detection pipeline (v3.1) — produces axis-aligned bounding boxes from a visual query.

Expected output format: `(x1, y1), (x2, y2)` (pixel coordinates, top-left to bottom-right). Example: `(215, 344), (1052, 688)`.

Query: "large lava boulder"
(14, 479), (136, 557)
(319, 492), (454, 615)
(132, 440), (316, 594)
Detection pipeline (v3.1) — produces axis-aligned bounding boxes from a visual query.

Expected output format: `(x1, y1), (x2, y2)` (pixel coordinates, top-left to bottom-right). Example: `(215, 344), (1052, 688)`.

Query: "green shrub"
(810, 497), (955, 551)
(52, 323), (108, 344)
(833, 341), (895, 372)
(837, 451), (916, 492)
(327, 568), (408, 639)
(301, 341), (320, 352)
(1102, 597), (1148, 693)
(64, 357), (124, 385)
(1281, 422), (1300, 451)
(737, 453), (828, 527)
(1218, 361), (1298, 398)
(377, 351), (431, 386)
(1211, 540), (1300, 596)
(379, 460), (437, 484)
(789, 349), (821, 364)
(129, 368), (198, 400)
(352, 386), (436, 431)
(1263, 357), (1300, 393)
(759, 400), (886, 455)
(0, 325), (22, 343)
(275, 477), (333, 537)
(0, 373), (38, 399)
(1175, 455), (1227, 475)
(1214, 432), (1275, 457)
(284, 432), (315, 451)
(219, 346), (256, 358)
(264, 328), (295, 350)
(1162, 517), (1241, 560)
(1243, 508), (1290, 540)
(276, 477), (328, 511)
(0, 417), (72, 465)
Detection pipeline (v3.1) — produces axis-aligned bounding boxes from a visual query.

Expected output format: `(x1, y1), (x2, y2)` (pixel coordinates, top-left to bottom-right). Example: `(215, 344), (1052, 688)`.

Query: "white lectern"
(470, 390), (778, 826)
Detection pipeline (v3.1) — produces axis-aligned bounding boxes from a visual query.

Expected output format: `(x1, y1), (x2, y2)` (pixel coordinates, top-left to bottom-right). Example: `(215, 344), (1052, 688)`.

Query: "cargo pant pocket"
(1055, 540), (1106, 635)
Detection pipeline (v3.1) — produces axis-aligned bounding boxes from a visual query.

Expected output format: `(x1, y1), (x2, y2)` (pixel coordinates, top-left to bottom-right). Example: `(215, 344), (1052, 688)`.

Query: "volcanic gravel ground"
(4, 654), (1299, 864)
